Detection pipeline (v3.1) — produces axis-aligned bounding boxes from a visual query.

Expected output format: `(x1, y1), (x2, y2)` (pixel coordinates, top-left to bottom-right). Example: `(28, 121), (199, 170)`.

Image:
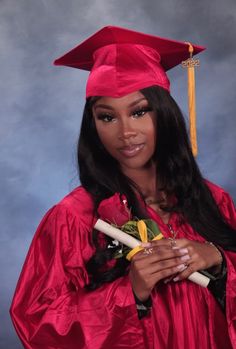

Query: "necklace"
(145, 197), (161, 205)
(144, 194), (167, 209)
(145, 199), (171, 225)
(166, 224), (177, 247)
(167, 223), (178, 240)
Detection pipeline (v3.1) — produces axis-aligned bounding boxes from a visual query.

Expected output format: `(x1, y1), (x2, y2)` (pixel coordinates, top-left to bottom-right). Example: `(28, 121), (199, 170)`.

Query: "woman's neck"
(121, 163), (157, 198)
(122, 163), (170, 223)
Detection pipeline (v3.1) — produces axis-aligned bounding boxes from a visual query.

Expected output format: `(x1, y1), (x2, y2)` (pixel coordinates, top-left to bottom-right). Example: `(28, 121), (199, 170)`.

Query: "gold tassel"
(182, 43), (200, 157)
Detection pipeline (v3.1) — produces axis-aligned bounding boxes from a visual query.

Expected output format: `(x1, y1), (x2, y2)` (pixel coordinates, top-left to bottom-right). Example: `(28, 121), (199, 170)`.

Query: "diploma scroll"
(94, 219), (210, 288)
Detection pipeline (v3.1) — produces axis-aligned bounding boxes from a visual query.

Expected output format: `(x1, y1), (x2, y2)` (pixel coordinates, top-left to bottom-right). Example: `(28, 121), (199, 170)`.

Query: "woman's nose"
(118, 119), (137, 140)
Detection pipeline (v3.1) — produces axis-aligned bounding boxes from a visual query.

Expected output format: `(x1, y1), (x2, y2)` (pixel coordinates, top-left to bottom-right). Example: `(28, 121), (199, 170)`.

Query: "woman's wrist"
(205, 241), (223, 273)
(132, 288), (150, 303)
(133, 291), (152, 319)
(133, 291), (152, 306)
(204, 241), (225, 278)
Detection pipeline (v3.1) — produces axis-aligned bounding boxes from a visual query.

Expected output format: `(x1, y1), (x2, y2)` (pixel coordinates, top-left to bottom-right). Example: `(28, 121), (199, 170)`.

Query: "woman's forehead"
(93, 91), (147, 109)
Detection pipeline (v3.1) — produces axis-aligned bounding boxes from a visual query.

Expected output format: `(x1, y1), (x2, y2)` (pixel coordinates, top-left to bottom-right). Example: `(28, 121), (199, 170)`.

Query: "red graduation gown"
(10, 182), (236, 349)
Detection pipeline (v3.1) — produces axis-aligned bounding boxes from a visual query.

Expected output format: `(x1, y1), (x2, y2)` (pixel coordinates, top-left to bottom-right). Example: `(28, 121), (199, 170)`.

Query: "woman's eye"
(132, 107), (152, 118)
(97, 114), (115, 122)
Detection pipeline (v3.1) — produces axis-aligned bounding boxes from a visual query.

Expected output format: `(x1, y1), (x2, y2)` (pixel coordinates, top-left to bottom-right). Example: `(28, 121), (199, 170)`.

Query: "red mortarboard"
(54, 25), (205, 98)
(54, 26), (205, 156)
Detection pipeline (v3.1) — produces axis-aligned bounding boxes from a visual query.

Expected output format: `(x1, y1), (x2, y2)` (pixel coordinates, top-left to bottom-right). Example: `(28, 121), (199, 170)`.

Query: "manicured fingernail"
(141, 242), (151, 247)
(180, 254), (190, 261)
(179, 248), (188, 254)
(176, 263), (186, 270)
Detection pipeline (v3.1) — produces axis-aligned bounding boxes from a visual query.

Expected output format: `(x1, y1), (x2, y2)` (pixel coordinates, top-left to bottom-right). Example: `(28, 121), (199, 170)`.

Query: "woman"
(10, 26), (236, 349)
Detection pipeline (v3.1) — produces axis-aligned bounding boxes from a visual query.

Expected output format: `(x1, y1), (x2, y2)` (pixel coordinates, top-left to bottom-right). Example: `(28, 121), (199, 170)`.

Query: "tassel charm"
(182, 43), (200, 157)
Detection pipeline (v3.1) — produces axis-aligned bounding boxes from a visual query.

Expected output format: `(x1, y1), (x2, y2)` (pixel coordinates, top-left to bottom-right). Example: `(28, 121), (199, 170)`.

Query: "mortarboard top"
(54, 25), (205, 97)
(54, 26), (205, 156)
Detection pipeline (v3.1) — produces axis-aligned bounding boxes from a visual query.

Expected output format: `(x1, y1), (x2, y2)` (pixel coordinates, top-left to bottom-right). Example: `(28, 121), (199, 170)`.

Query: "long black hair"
(77, 85), (236, 289)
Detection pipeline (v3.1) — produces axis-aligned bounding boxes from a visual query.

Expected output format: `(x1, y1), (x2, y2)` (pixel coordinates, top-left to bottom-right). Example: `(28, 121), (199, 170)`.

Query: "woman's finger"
(132, 245), (189, 263)
(172, 263), (196, 282)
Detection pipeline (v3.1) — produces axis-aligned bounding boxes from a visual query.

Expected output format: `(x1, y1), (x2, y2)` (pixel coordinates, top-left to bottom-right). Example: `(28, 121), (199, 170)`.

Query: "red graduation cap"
(54, 25), (205, 97)
(54, 26), (205, 155)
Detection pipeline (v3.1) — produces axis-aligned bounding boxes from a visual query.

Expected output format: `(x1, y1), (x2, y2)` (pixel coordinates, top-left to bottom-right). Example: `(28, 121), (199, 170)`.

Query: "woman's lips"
(118, 144), (144, 157)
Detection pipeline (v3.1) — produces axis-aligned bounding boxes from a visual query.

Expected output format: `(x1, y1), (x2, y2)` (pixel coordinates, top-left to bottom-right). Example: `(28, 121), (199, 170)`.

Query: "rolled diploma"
(94, 219), (210, 288)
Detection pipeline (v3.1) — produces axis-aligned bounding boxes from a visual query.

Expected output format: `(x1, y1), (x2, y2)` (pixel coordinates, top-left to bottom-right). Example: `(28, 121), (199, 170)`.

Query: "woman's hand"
(129, 238), (223, 301)
(129, 240), (190, 302)
(169, 239), (223, 282)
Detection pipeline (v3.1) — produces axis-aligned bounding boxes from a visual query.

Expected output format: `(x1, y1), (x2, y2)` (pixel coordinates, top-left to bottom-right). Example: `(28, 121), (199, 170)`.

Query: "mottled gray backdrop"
(1, 0), (236, 348)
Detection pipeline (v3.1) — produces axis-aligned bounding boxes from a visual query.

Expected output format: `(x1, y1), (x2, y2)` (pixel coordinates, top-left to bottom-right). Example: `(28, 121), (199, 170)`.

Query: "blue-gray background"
(1, 0), (236, 348)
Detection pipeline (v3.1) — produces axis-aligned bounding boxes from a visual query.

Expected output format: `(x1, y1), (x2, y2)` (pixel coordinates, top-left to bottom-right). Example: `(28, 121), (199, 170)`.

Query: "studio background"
(1, 1), (236, 348)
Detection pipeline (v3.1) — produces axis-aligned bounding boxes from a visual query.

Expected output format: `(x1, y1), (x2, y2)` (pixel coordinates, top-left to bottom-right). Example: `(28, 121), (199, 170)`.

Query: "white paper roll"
(187, 272), (209, 287)
(95, 219), (140, 248)
(94, 218), (210, 287)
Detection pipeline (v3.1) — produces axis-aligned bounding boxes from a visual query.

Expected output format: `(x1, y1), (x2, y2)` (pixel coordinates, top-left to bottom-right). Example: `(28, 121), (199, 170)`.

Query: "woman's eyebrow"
(128, 97), (147, 107)
(94, 97), (147, 111)
(93, 104), (113, 111)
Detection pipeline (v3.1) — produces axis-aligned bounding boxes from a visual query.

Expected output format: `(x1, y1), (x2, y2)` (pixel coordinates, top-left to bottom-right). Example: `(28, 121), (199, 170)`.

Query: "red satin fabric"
(10, 181), (236, 348)
(86, 44), (170, 98)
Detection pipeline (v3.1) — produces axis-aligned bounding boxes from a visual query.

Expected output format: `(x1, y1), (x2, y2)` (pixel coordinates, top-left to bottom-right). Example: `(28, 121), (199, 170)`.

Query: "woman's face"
(92, 90), (156, 173)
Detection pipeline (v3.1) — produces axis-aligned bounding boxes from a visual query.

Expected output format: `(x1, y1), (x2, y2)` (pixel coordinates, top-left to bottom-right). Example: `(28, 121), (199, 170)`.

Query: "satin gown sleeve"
(10, 188), (150, 349)
(217, 190), (236, 345)
(207, 181), (236, 347)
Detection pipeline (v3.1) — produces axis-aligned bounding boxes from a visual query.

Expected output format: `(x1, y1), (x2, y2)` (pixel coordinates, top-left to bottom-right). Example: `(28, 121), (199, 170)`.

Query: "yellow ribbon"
(137, 220), (148, 243)
(126, 220), (164, 261)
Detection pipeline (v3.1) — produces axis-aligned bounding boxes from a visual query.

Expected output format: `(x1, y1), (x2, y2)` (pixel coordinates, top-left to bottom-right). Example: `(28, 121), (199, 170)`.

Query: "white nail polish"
(180, 254), (190, 262)
(176, 264), (185, 270)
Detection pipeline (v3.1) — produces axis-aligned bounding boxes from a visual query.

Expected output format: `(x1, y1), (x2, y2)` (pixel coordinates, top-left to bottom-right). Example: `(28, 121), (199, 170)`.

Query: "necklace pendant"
(167, 223), (178, 240)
